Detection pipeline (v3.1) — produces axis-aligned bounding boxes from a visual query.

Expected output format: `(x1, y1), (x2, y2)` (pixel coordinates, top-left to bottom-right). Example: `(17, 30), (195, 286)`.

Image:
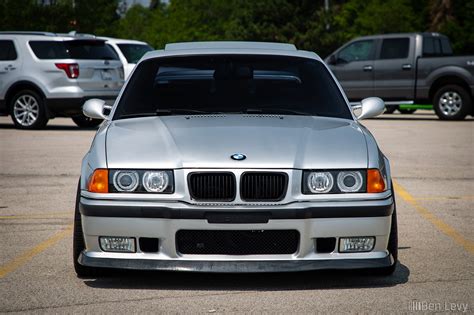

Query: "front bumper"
(78, 196), (394, 272)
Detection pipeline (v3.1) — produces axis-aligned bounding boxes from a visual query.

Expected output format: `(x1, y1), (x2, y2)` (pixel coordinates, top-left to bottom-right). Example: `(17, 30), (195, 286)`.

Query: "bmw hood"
(105, 115), (368, 169)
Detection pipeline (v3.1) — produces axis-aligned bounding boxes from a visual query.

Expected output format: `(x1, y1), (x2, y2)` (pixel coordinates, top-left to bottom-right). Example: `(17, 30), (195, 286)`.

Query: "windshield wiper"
(119, 112), (156, 119)
(243, 108), (311, 116)
(119, 109), (220, 119)
(155, 109), (222, 116)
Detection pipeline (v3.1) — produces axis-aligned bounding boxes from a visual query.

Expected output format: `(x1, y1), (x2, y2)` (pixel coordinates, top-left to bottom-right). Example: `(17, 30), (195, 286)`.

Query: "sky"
(124, 0), (171, 8)
(125, 0), (151, 8)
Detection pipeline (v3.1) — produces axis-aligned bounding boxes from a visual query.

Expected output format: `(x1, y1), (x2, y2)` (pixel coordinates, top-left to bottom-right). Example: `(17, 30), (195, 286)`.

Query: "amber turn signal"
(88, 169), (109, 193)
(367, 169), (386, 193)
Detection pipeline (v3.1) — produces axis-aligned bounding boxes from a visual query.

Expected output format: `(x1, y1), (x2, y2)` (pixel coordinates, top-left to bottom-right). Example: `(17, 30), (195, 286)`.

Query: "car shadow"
(82, 261), (410, 291)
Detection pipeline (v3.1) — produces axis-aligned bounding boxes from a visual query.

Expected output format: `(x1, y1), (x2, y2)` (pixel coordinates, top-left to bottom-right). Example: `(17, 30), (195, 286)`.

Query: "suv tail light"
(55, 63), (79, 79)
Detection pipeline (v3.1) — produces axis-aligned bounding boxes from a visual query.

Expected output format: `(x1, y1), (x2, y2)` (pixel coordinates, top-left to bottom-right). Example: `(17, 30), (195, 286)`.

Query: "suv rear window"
(0, 40), (18, 60)
(29, 40), (119, 60)
(114, 55), (352, 120)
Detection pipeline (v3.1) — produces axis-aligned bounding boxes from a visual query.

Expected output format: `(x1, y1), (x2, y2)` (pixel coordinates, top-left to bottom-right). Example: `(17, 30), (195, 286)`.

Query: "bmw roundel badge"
(231, 153), (246, 161)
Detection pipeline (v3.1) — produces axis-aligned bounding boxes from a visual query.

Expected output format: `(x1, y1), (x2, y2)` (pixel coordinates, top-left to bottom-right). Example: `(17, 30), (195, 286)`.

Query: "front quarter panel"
(359, 123), (392, 191)
(80, 121), (110, 190)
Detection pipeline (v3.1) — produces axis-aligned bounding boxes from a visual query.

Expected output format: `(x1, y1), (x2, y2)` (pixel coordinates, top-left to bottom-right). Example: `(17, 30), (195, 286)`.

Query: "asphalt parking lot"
(0, 112), (472, 313)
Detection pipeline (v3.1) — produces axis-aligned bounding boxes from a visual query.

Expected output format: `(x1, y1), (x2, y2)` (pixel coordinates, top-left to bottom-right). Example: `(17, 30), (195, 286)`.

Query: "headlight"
(307, 172), (334, 193)
(303, 170), (367, 194)
(337, 171), (363, 192)
(113, 171), (139, 192)
(142, 171), (169, 192)
(109, 170), (174, 193)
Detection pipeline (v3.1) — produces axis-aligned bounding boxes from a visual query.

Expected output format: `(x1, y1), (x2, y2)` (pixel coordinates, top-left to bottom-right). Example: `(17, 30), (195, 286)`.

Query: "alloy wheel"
(13, 94), (40, 127)
(439, 91), (462, 116)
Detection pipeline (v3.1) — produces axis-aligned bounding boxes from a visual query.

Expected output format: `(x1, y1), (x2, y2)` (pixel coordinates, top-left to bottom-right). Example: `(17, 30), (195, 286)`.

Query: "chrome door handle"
(363, 65), (373, 71)
(402, 64), (412, 70)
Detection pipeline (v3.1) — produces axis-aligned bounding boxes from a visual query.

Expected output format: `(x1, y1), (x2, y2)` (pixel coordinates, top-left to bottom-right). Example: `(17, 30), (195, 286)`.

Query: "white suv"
(0, 32), (124, 129)
(100, 37), (153, 79)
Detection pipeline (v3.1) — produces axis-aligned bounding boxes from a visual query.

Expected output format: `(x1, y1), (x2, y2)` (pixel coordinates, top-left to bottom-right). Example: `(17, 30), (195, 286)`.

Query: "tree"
(113, 4), (155, 42)
(434, 0), (474, 54)
(73, 0), (120, 34)
(0, 0), (73, 32)
(1, 0), (472, 55)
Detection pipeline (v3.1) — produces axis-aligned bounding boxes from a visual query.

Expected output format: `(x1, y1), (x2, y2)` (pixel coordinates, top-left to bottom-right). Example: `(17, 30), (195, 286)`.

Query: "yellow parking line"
(393, 180), (474, 254)
(0, 225), (73, 278)
(414, 196), (474, 201)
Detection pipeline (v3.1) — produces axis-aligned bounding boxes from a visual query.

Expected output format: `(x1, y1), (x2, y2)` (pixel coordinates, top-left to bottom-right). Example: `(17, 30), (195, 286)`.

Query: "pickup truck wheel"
(9, 90), (49, 129)
(73, 180), (106, 278)
(433, 85), (472, 120)
(72, 115), (103, 128)
(384, 106), (397, 114)
(373, 191), (398, 276)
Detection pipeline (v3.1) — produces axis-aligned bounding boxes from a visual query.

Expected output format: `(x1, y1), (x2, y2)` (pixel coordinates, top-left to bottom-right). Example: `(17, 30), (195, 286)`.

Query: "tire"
(374, 190), (398, 276)
(73, 180), (105, 277)
(398, 108), (416, 114)
(384, 106), (397, 114)
(9, 89), (49, 129)
(72, 115), (103, 128)
(433, 85), (472, 120)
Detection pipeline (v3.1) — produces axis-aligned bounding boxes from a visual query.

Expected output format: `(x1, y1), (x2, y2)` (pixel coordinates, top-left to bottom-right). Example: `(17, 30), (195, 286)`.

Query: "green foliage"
(437, 1), (474, 54)
(333, 0), (421, 38)
(0, 0), (472, 55)
(73, 0), (120, 34)
(0, 0), (73, 32)
(0, 0), (118, 34)
(113, 5), (154, 41)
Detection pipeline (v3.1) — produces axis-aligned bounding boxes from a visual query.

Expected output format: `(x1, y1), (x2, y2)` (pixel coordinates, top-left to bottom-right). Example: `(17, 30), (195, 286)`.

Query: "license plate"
(101, 70), (112, 80)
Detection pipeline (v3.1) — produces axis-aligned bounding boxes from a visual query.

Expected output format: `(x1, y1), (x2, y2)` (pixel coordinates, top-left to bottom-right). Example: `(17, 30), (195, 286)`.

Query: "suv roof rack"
(64, 31), (96, 38)
(0, 31), (57, 36)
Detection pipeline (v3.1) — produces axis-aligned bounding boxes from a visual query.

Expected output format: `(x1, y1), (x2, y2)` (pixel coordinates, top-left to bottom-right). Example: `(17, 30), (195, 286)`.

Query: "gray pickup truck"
(325, 32), (474, 120)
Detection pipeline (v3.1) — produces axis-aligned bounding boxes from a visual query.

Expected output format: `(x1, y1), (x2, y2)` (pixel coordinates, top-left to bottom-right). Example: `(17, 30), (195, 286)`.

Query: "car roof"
(0, 31), (105, 42)
(353, 32), (448, 41)
(141, 41), (320, 62)
(98, 36), (150, 45)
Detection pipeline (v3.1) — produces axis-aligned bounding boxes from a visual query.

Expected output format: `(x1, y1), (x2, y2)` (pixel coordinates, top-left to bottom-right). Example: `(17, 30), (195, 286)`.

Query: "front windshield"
(114, 55), (351, 120)
(117, 43), (153, 63)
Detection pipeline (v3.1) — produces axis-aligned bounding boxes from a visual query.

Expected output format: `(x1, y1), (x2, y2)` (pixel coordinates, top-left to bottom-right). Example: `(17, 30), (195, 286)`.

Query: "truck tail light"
(55, 63), (79, 79)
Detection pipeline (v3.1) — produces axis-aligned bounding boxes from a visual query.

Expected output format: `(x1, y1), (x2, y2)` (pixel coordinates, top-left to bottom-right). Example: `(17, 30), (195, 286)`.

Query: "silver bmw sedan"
(73, 41), (397, 277)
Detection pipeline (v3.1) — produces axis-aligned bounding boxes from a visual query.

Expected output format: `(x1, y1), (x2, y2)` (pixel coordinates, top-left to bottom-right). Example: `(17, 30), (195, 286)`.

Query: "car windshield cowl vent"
(242, 114), (283, 118)
(185, 114), (227, 118)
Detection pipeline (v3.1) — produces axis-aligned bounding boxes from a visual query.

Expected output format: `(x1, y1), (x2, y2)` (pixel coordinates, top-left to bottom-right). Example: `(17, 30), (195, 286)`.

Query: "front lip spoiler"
(79, 253), (394, 273)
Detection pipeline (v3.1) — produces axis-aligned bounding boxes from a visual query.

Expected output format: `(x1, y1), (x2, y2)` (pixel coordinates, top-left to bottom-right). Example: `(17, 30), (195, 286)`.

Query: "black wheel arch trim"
(5, 80), (46, 106)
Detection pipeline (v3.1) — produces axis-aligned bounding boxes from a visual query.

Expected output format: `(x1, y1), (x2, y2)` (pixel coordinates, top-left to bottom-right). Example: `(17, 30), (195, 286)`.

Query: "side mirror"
(83, 99), (107, 120)
(326, 54), (336, 65)
(356, 97), (385, 120)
